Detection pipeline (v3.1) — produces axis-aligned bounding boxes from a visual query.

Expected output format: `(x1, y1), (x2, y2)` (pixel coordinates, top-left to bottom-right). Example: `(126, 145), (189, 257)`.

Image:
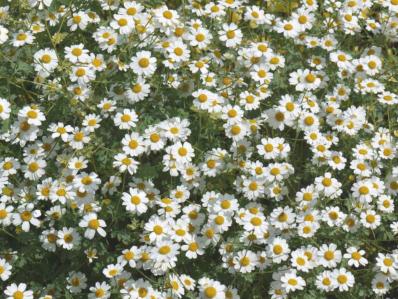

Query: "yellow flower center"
(278, 212), (288, 222)
(305, 73), (316, 83)
(303, 192), (313, 201)
(56, 188), (66, 196)
(337, 275), (347, 284)
(127, 7), (137, 15)
(0, 209), (8, 219)
(138, 58), (149, 68)
(150, 133), (160, 142)
(64, 233), (73, 243)
(95, 288), (105, 298)
(188, 242), (198, 251)
(288, 278), (298, 286)
(88, 219), (100, 229)
(366, 214), (375, 223)
(275, 112), (285, 121)
(230, 125), (241, 135)
(153, 225), (163, 235)
(81, 176), (92, 185)
(174, 47), (183, 56)
(92, 58), (102, 67)
(178, 147), (188, 156)
(250, 217), (262, 226)
(240, 256), (250, 266)
(329, 211), (338, 220)
(284, 24), (293, 30)
(304, 116), (314, 125)
(273, 245), (282, 255)
(176, 229), (185, 236)
(41, 54), (52, 63)
(27, 110), (38, 119)
(124, 251), (134, 260)
(196, 33), (205, 42)
(16, 33), (27, 41)
(249, 182), (258, 191)
(3, 161), (13, 170)
(214, 215), (224, 225)
(47, 233), (57, 243)
(359, 186), (369, 195)
(220, 200), (231, 209)
(207, 160), (216, 169)
(28, 162), (39, 172)
(384, 258), (393, 267)
(322, 278), (331, 286)
(351, 252), (361, 260)
(130, 196), (141, 205)
(73, 15), (81, 24)
(226, 30), (235, 39)
(324, 250), (334, 261)
(322, 178), (332, 187)
(159, 245), (171, 255)
(204, 287), (217, 298)
(13, 291), (24, 299)
(163, 10), (173, 19)
(118, 18), (127, 26)
(298, 15), (308, 24)
(258, 69), (267, 78)
(270, 167), (280, 176)
(75, 68), (86, 77)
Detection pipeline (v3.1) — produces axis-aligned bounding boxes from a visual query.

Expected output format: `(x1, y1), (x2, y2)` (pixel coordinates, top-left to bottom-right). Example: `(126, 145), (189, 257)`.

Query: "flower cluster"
(0, 0), (398, 298)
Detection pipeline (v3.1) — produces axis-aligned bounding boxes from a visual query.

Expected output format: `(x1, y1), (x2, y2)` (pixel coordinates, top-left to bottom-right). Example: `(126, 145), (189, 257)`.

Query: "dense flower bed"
(0, 0), (398, 298)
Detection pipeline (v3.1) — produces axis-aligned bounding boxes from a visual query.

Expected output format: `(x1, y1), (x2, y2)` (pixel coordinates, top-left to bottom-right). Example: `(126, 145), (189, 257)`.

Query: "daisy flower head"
(67, 12), (89, 31)
(4, 283), (34, 299)
(315, 270), (337, 292)
(218, 23), (243, 48)
(12, 203), (41, 232)
(79, 213), (107, 239)
(122, 187), (149, 215)
(114, 109), (138, 130)
(0, 258), (12, 281)
(268, 237), (290, 264)
(13, 30), (35, 47)
(70, 65), (96, 85)
(280, 270), (306, 293)
(0, 98), (11, 120)
(110, 14), (134, 35)
(33, 48), (58, 76)
(371, 273), (390, 295)
(289, 69), (321, 91)
(18, 105), (45, 126)
(318, 243), (342, 269)
(131, 51), (157, 77)
(276, 19), (300, 38)
(64, 44), (90, 63)
(344, 247), (368, 268)
(154, 6), (180, 29)
(198, 277), (226, 299)
(121, 132), (146, 157)
(66, 271), (87, 294)
(331, 268), (355, 292)
(189, 27), (212, 49)
(0, 25), (8, 44)
(126, 78), (151, 103)
(57, 227), (81, 250)
(88, 282), (111, 299)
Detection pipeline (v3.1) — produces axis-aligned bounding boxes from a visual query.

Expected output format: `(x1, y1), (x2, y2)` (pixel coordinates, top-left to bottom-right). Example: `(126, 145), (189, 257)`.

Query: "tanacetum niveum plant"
(0, 0), (398, 298)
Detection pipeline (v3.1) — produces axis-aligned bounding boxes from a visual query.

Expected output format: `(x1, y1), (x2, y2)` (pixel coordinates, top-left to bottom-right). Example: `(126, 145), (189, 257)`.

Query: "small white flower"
(79, 213), (107, 239)
(122, 188), (148, 215)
